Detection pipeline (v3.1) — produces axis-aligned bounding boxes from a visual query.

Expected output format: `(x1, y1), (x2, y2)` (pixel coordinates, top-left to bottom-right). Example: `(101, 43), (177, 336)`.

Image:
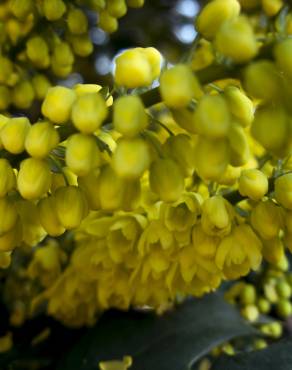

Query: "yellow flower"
(215, 224), (262, 279)
(201, 195), (234, 237)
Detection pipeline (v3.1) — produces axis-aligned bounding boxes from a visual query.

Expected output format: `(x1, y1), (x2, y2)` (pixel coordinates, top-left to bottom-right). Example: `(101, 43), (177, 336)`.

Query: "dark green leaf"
(212, 339), (292, 370)
(58, 293), (256, 370)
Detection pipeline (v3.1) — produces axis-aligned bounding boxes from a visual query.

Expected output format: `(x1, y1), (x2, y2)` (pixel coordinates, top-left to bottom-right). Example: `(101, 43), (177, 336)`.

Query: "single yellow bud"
(257, 297), (271, 314)
(149, 158), (184, 202)
(196, 0), (240, 40)
(228, 123), (250, 166)
(42, 86), (76, 125)
(31, 74), (51, 100)
(68, 34), (94, 57)
(262, 0), (283, 17)
(160, 64), (202, 108)
(17, 158), (52, 200)
(238, 169), (268, 201)
(224, 86), (254, 127)
(12, 80), (35, 109)
(67, 8), (88, 35)
(74, 84), (102, 96)
(114, 49), (152, 88)
(54, 186), (88, 229)
(276, 279), (292, 299)
(43, 0), (66, 21)
(26, 36), (50, 69)
(78, 169), (101, 210)
(51, 42), (74, 78)
(276, 299), (292, 318)
(201, 195), (234, 237)
(127, 0), (144, 7)
(0, 217), (22, 252)
(71, 93), (108, 134)
(99, 10), (118, 33)
(112, 137), (150, 179)
(0, 57), (13, 84)
(191, 39), (215, 71)
(107, 0), (127, 18)
(274, 38), (292, 79)
(0, 86), (11, 111)
(0, 159), (16, 197)
(194, 137), (230, 181)
(251, 106), (288, 154)
(241, 304), (259, 322)
(99, 356), (132, 370)
(0, 117), (31, 154)
(275, 173), (292, 210)
(113, 95), (148, 137)
(0, 197), (18, 235)
(240, 284), (257, 304)
(38, 196), (65, 236)
(65, 133), (101, 176)
(215, 16), (258, 63)
(25, 121), (60, 158)
(163, 134), (195, 177)
(98, 165), (125, 210)
(9, 0), (34, 19)
(194, 94), (231, 138)
(251, 200), (283, 240)
(244, 61), (282, 102)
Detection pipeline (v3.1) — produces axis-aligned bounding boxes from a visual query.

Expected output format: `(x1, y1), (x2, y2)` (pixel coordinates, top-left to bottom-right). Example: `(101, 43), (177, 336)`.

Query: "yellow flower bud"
(191, 39), (215, 71)
(251, 106), (288, 154)
(241, 304), (259, 322)
(215, 16), (258, 63)
(26, 36), (50, 69)
(274, 38), (292, 79)
(43, 0), (66, 21)
(228, 123), (250, 166)
(224, 86), (254, 127)
(0, 117), (31, 154)
(275, 173), (292, 210)
(99, 356), (132, 370)
(38, 196), (65, 236)
(238, 0), (260, 9)
(244, 61), (282, 102)
(114, 49), (152, 88)
(0, 159), (16, 197)
(67, 8), (88, 35)
(68, 34), (93, 57)
(66, 133), (101, 176)
(202, 195), (234, 237)
(0, 252), (12, 269)
(112, 137), (150, 179)
(163, 134), (195, 177)
(140, 47), (162, 80)
(160, 64), (202, 108)
(251, 200), (283, 240)
(9, 0), (34, 19)
(240, 284), (257, 305)
(113, 95), (148, 137)
(194, 137), (230, 181)
(215, 224), (262, 279)
(98, 165), (125, 210)
(78, 169), (101, 210)
(0, 197), (18, 235)
(99, 10), (118, 33)
(42, 86), (76, 125)
(149, 158), (184, 202)
(12, 80), (35, 109)
(71, 93), (108, 134)
(127, 0), (144, 6)
(51, 42), (74, 78)
(0, 57), (13, 84)
(25, 121), (59, 158)
(194, 94), (231, 138)
(107, 0), (127, 18)
(262, 0), (283, 17)
(0, 86), (11, 111)
(74, 84), (102, 96)
(31, 74), (51, 100)
(0, 218), (22, 252)
(276, 299), (292, 318)
(238, 169), (268, 201)
(17, 158), (52, 200)
(196, 0), (240, 40)
(54, 186), (88, 229)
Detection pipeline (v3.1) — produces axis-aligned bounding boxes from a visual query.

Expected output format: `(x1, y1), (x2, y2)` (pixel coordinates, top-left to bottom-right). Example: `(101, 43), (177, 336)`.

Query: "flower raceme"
(2, 0), (292, 327)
